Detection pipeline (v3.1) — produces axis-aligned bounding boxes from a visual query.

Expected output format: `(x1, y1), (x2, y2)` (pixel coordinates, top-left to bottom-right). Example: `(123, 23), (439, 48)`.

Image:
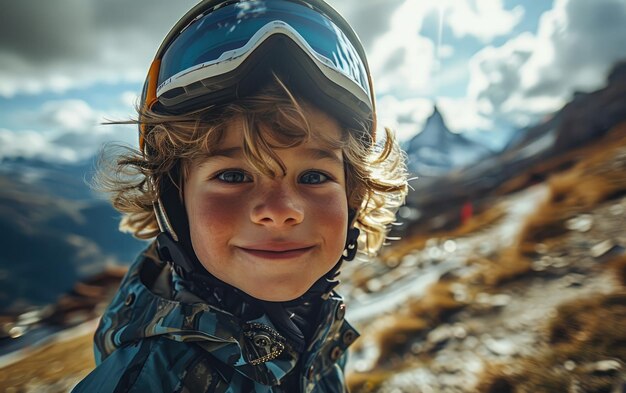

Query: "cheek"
(193, 195), (240, 229)
(308, 190), (349, 248)
(185, 187), (243, 249)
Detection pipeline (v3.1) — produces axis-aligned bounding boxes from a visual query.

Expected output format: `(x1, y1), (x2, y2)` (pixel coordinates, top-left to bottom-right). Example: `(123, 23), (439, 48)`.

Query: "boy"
(73, 0), (407, 392)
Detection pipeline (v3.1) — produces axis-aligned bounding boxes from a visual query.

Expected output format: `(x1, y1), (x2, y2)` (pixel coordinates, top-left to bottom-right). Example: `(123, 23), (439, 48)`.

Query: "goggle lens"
(157, 0), (370, 99)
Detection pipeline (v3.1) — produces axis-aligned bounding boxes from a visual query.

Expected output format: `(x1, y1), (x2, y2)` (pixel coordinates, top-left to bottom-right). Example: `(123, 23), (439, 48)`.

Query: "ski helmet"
(139, 0), (377, 151)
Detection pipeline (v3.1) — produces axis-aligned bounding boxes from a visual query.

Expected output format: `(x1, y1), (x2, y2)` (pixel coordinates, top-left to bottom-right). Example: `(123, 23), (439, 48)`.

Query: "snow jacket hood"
(72, 245), (359, 392)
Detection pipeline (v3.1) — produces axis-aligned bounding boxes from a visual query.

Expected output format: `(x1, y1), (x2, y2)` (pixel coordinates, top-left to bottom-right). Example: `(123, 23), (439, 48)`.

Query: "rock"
(8, 325), (26, 339)
(561, 274), (586, 288)
(464, 336), (479, 349)
(453, 325), (468, 339)
(531, 260), (547, 271)
(451, 283), (469, 302)
(483, 337), (518, 357)
(591, 240), (616, 258)
(366, 278), (383, 292)
(551, 257), (570, 269)
(427, 325), (454, 348)
(475, 292), (511, 308)
(564, 360), (577, 371)
(443, 240), (457, 253)
(410, 341), (425, 355)
(401, 253), (420, 267)
(427, 246), (444, 261)
(565, 214), (594, 232)
(535, 243), (549, 254)
(569, 379), (584, 393)
(385, 257), (401, 268)
(490, 294), (512, 307)
(581, 360), (622, 376)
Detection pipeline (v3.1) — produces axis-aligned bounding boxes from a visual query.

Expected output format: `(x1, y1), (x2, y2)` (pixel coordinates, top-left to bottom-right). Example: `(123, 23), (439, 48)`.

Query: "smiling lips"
(237, 244), (316, 259)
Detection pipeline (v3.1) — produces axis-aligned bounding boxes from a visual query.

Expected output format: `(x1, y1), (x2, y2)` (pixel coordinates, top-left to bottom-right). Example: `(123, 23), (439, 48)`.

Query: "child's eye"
(299, 171), (330, 185)
(216, 170), (252, 183)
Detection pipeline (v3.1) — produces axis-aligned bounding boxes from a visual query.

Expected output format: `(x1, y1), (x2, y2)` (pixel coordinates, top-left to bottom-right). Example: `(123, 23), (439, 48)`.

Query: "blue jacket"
(72, 246), (359, 392)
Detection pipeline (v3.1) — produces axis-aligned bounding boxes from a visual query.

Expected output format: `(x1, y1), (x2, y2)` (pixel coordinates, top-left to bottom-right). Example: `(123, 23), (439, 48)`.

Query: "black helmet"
(139, 0), (377, 151)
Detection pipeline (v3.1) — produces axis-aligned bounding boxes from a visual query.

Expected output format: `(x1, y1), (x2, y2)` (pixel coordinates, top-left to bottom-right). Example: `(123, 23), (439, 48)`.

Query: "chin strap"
(342, 226), (360, 261)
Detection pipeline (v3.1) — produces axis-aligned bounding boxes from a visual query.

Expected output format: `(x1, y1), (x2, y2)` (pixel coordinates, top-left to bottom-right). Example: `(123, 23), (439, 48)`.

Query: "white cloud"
(326, 0), (406, 51)
(468, 0), (626, 127)
(376, 95), (434, 141)
(368, 1), (437, 96)
(120, 91), (140, 110)
(0, 0), (197, 97)
(446, 0), (524, 42)
(468, 33), (536, 120)
(0, 129), (80, 162)
(437, 45), (455, 60)
(1, 99), (137, 163)
(437, 97), (493, 132)
(39, 100), (99, 132)
(367, 0), (523, 97)
(0, 0), (524, 98)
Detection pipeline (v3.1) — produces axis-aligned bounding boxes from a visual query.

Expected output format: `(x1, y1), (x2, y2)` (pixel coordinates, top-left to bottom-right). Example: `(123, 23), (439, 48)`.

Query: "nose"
(250, 180), (304, 227)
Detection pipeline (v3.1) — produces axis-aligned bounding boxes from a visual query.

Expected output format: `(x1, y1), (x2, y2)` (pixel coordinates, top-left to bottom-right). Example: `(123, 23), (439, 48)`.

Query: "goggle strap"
(139, 59), (162, 151)
(368, 73), (377, 141)
(146, 59), (161, 110)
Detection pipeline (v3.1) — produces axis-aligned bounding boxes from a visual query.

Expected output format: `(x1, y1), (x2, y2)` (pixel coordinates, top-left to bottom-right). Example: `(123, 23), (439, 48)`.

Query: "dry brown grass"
(475, 291), (626, 393)
(472, 248), (533, 288)
(382, 205), (506, 262)
(407, 281), (466, 322)
(373, 317), (429, 364)
(476, 128), (626, 290)
(372, 281), (465, 366)
(0, 328), (95, 392)
(347, 281), (466, 391)
(497, 122), (626, 196)
(607, 253), (626, 286)
(351, 126), (626, 392)
(346, 370), (396, 393)
(518, 130), (626, 250)
(547, 292), (626, 361)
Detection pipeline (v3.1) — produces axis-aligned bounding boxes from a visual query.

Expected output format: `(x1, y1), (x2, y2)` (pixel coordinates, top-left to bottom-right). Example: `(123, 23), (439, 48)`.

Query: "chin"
(243, 280), (313, 302)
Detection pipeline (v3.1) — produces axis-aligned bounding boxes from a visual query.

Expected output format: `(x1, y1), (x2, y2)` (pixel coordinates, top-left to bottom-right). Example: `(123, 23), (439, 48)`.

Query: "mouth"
(236, 245), (316, 260)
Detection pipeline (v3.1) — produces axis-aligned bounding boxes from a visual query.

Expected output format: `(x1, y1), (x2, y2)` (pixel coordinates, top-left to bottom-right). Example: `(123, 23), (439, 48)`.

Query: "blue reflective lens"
(158, 0), (369, 96)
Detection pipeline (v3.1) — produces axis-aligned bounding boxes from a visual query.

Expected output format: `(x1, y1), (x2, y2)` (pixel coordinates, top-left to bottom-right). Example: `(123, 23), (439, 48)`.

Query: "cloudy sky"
(1, 0), (626, 163)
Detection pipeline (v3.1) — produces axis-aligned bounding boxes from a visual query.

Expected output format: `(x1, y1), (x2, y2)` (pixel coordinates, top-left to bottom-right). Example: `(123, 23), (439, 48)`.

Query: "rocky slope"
(0, 160), (146, 312)
(342, 125), (626, 393)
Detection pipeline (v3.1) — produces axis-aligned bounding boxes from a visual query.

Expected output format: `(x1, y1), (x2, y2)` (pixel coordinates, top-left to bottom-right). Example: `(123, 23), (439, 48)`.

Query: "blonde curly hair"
(98, 76), (407, 255)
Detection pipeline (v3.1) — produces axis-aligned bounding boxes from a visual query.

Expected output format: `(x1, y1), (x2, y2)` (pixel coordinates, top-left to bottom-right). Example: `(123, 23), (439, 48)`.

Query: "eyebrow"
(210, 146), (343, 165)
(303, 147), (343, 165)
(210, 147), (244, 158)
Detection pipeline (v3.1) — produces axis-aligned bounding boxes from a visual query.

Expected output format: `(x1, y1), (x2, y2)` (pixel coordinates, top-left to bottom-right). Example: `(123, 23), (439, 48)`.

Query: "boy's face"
(184, 105), (348, 301)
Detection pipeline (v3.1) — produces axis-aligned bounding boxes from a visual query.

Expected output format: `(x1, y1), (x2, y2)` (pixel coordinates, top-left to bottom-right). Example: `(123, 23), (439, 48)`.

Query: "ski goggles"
(140, 0), (375, 150)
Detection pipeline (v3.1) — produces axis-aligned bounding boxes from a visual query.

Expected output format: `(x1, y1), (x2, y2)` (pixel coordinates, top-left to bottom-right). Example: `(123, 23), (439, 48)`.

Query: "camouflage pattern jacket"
(72, 247), (359, 393)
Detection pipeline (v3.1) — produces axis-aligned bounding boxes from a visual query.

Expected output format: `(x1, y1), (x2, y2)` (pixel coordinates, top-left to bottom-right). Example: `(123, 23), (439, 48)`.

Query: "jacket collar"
(97, 249), (357, 386)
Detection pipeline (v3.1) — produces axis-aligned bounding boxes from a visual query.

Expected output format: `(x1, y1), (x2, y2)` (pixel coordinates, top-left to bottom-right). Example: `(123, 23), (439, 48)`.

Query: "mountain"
(404, 107), (493, 177)
(0, 158), (147, 313)
(400, 60), (626, 235)
(0, 157), (100, 201)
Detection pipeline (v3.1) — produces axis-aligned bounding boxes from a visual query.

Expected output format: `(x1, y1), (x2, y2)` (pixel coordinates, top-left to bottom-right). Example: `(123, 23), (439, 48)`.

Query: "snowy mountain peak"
(404, 106), (492, 177)
(407, 106), (449, 150)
